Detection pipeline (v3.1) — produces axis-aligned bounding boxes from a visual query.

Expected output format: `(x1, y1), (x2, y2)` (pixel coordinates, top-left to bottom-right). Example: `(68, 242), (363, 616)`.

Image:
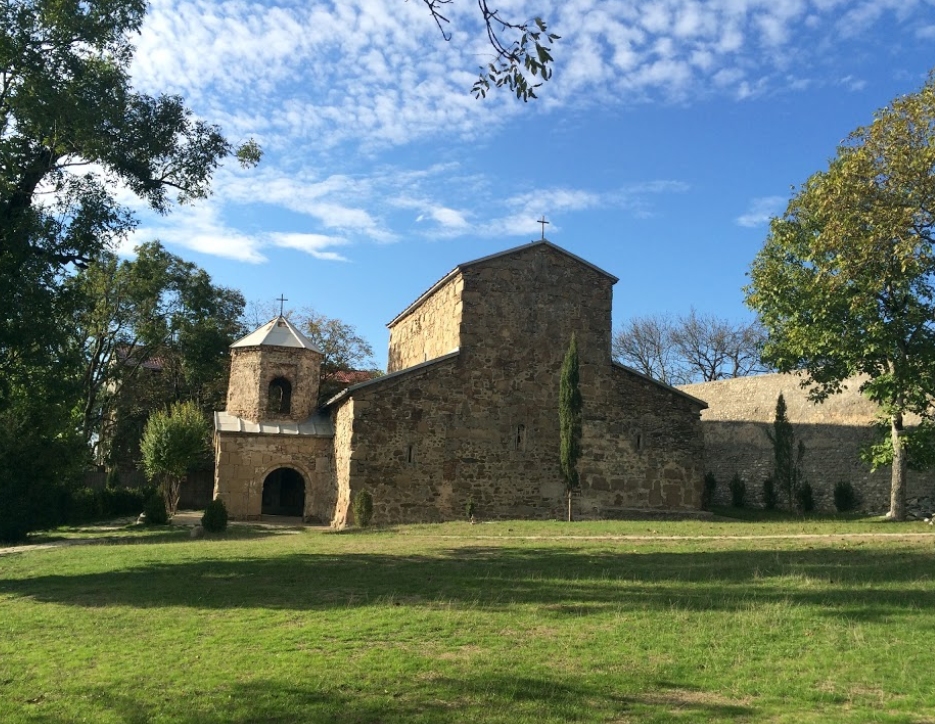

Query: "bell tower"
(225, 316), (323, 423)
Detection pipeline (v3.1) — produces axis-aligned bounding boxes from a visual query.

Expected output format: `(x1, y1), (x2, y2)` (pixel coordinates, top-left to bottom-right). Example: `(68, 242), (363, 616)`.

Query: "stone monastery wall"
(681, 373), (935, 512)
(226, 347), (320, 422)
(387, 273), (464, 373)
(334, 245), (705, 525)
(214, 432), (333, 522)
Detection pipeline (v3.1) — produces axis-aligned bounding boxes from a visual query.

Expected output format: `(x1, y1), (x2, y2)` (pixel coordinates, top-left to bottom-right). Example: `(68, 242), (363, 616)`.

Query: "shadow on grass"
(30, 676), (756, 724)
(22, 524), (301, 548)
(1, 544), (932, 621)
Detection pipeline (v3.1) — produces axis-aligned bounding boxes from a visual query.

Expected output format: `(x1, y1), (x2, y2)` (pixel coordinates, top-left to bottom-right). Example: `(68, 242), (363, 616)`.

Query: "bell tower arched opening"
(268, 377), (292, 415)
(261, 467), (305, 517)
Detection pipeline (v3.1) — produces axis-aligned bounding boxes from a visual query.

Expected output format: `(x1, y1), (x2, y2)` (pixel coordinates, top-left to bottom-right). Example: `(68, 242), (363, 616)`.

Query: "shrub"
(701, 472), (717, 510)
(201, 498), (229, 533)
(794, 481), (815, 513)
(353, 490), (374, 527)
(762, 476), (778, 510)
(833, 480), (859, 512)
(143, 493), (169, 525)
(729, 474), (746, 507)
(101, 486), (150, 518)
(67, 487), (104, 523)
(465, 499), (477, 520)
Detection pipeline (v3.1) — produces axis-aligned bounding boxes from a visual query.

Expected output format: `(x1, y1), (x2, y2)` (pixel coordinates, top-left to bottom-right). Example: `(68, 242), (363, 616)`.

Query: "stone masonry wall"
(226, 346), (321, 423)
(387, 273), (464, 373)
(332, 398), (355, 527)
(680, 373), (935, 512)
(332, 244), (705, 525)
(213, 432), (333, 522)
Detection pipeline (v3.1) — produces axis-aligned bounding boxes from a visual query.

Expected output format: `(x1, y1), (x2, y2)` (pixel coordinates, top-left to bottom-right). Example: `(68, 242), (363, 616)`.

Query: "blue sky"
(120, 0), (935, 369)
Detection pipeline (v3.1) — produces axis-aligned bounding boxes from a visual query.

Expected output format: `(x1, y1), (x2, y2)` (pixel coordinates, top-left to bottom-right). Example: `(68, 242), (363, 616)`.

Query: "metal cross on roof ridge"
(276, 294), (288, 317)
(537, 216), (549, 240)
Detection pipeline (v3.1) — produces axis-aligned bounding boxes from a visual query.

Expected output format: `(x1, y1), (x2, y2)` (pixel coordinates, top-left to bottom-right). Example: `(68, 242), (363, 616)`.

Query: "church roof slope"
(612, 362), (709, 409)
(387, 240), (619, 328)
(230, 316), (322, 352)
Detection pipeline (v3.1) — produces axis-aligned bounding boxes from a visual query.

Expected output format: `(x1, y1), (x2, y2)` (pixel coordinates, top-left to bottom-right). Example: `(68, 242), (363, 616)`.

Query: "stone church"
(213, 240), (708, 525)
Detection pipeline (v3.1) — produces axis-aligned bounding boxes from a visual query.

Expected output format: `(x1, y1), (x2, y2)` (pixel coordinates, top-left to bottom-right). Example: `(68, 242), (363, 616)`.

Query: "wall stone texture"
(217, 241), (706, 527)
(387, 273), (464, 373)
(213, 432), (334, 522)
(680, 373), (935, 512)
(332, 244), (706, 526)
(226, 346), (321, 423)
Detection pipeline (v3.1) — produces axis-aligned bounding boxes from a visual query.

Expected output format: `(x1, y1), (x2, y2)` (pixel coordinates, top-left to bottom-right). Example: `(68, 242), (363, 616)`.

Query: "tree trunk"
(888, 412), (907, 521)
(163, 475), (182, 517)
(567, 490), (572, 523)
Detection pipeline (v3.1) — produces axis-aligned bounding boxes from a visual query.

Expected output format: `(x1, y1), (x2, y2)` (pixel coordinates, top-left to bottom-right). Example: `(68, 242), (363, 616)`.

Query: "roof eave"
(612, 362), (709, 409)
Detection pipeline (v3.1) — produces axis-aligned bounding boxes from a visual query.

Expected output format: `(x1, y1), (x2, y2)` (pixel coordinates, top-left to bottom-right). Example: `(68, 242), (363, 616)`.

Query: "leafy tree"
(766, 394), (806, 510)
(613, 310), (767, 384)
(559, 333), (582, 522)
(0, 371), (88, 542)
(746, 72), (935, 521)
(140, 401), (210, 516)
(420, 0), (560, 101)
(246, 302), (378, 404)
(69, 241), (245, 453)
(0, 0), (258, 399)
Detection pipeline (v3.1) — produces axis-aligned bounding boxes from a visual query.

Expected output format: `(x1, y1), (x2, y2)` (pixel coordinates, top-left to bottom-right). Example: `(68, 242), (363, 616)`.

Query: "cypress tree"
(559, 333), (583, 521)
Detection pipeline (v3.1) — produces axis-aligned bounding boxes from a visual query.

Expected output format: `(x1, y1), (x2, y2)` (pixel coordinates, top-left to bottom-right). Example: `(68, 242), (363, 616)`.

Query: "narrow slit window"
(407, 444), (415, 464)
(635, 432), (643, 452)
(515, 424), (527, 451)
(268, 377), (292, 414)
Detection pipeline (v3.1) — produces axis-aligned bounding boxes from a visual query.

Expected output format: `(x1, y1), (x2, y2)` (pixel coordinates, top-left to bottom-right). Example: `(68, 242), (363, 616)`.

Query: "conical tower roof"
(230, 316), (322, 353)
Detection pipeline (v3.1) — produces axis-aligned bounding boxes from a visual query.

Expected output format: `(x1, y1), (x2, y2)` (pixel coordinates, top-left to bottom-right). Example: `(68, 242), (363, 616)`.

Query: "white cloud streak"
(736, 196), (787, 227)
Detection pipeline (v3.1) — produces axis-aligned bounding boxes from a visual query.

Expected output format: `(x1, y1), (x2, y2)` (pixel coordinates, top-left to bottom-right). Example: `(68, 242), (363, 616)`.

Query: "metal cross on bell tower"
(276, 294), (288, 317)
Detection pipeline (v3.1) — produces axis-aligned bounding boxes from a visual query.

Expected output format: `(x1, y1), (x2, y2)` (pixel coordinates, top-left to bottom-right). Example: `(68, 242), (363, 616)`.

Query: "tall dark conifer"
(559, 333), (582, 521)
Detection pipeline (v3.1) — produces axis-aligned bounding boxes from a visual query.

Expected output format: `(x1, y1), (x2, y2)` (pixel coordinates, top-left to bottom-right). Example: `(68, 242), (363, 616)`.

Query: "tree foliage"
(766, 393), (806, 510)
(246, 302), (378, 404)
(745, 72), (935, 521)
(0, 0), (258, 399)
(559, 333), (582, 522)
(140, 400), (210, 516)
(420, 0), (559, 101)
(613, 310), (767, 385)
(70, 241), (245, 455)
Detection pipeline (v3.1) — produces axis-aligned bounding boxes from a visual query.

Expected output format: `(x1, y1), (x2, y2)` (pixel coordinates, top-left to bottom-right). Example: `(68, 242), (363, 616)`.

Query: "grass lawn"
(1, 513), (934, 723)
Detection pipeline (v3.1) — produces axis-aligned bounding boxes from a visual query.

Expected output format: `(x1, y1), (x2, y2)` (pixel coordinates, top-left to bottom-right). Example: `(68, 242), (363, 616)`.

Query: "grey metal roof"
(230, 316), (322, 352)
(214, 410), (334, 436)
(387, 240), (619, 328)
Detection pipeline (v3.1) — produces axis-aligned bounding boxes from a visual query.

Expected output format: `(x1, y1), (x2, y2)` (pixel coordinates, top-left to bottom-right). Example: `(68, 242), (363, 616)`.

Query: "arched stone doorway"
(261, 467), (305, 517)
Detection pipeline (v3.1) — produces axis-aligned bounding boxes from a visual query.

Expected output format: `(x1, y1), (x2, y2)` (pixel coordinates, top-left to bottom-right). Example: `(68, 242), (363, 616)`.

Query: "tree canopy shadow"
(25, 675), (756, 724)
(1, 544), (932, 620)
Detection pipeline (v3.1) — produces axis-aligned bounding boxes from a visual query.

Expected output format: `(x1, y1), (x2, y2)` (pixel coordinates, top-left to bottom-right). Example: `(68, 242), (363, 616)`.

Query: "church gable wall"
(387, 273), (464, 373)
(338, 318), (703, 525)
(214, 432), (334, 522)
(579, 366), (705, 514)
(458, 245), (614, 370)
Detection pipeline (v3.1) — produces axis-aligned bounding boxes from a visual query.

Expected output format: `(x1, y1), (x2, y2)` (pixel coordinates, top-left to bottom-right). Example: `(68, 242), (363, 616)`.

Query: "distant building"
(213, 240), (707, 525)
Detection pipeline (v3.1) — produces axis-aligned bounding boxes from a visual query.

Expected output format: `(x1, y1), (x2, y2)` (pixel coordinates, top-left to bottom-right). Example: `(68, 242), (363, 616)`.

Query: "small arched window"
(268, 377), (292, 415)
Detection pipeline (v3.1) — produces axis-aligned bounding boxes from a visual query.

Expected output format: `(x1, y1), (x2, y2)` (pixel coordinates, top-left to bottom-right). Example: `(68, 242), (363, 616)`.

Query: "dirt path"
(3, 523), (932, 556)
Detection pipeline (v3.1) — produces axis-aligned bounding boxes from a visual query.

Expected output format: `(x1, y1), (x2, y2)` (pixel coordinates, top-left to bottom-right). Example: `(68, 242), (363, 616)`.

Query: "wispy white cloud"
(116, 0), (933, 265)
(130, 0), (935, 155)
(269, 233), (350, 261)
(736, 196), (787, 227)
